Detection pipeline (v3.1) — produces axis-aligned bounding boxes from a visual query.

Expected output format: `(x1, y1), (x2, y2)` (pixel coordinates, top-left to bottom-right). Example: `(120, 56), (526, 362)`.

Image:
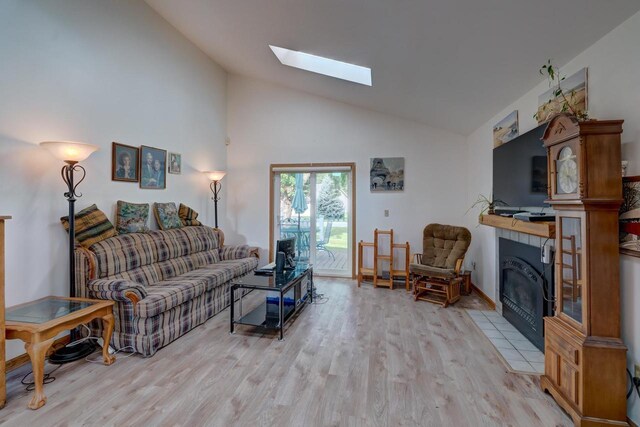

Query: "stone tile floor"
(466, 309), (545, 374)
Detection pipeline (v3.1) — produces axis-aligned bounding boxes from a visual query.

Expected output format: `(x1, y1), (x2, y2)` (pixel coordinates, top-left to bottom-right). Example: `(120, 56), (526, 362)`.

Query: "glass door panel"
(276, 172), (311, 262)
(272, 167), (353, 277)
(314, 172), (351, 276)
(559, 217), (582, 323)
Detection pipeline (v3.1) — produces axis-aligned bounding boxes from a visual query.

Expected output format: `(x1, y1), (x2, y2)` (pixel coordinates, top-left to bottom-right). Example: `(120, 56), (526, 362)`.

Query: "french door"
(270, 163), (355, 278)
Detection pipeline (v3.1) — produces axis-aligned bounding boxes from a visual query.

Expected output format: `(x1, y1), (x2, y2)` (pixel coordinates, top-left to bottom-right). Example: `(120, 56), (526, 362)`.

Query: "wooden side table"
(5, 296), (116, 409)
(461, 271), (472, 295)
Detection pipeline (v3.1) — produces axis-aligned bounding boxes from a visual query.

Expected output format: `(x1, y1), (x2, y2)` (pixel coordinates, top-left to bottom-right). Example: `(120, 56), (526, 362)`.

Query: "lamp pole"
(61, 161), (85, 297)
(204, 171), (226, 230)
(210, 179), (222, 229)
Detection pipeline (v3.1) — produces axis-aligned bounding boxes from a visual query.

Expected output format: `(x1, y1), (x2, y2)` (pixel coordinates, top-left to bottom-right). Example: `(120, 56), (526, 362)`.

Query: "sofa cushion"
(115, 201), (150, 234)
(170, 258), (258, 296)
(409, 263), (455, 279)
(137, 258), (259, 318)
(91, 232), (160, 278)
(149, 227), (220, 261)
(111, 264), (160, 286)
(154, 202), (182, 230)
(219, 245), (251, 261)
(61, 204), (118, 248)
(190, 249), (221, 267)
(154, 255), (198, 281)
(178, 203), (202, 226)
(212, 258), (260, 278)
(91, 226), (220, 278)
(138, 278), (208, 318)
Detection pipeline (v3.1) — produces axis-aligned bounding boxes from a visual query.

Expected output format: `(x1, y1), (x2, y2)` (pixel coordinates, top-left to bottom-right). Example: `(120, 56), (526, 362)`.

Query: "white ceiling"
(146, 0), (640, 135)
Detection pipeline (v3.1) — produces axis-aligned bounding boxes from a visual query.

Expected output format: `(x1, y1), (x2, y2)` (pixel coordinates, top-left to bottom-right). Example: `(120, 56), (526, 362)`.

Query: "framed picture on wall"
(620, 175), (640, 258)
(111, 142), (139, 182)
(168, 152), (181, 175)
(140, 145), (167, 189)
(370, 157), (404, 191)
(493, 110), (519, 148)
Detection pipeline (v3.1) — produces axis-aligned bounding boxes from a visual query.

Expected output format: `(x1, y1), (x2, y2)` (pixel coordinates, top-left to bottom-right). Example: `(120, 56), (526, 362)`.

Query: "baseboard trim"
(471, 283), (496, 310)
(5, 336), (71, 372)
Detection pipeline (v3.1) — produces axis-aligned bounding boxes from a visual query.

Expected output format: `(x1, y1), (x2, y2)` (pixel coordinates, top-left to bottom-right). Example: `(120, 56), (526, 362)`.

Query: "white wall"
(464, 11), (640, 423)
(0, 1), (227, 358)
(226, 76), (467, 263)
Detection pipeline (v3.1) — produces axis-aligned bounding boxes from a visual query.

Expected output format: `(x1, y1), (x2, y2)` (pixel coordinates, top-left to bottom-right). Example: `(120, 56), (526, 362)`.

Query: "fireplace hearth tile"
(494, 322), (518, 332)
(500, 330), (527, 341)
(510, 339), (539, 352)
(519, 350), (545, 363)
(466, 308), (542, 375)
(483, 329), (504, 338)
(489, 337), (515, 350)
(498, 348), (526, 362)
(530, 362), (545, 373)
(475, 320), (497, 331)
(509, 360), (535, 372)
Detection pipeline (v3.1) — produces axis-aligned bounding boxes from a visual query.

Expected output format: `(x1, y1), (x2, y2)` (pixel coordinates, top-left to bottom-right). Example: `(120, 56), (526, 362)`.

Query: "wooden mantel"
(479, 214), (555, 238)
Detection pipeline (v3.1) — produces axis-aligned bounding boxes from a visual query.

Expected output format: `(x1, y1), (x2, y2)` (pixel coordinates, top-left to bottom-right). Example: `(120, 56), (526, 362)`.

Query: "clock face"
(557, 147), (578, 194)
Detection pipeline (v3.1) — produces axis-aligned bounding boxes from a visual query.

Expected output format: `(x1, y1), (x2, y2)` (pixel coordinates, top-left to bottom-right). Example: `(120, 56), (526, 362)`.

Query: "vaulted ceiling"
(146, 0), (640, 135)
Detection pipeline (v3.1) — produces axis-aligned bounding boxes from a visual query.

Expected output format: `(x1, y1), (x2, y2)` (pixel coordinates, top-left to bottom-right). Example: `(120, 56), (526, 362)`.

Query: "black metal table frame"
(230, 266), (313, 340)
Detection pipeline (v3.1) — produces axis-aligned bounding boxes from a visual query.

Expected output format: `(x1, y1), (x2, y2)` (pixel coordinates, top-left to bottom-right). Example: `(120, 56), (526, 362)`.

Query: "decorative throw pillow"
(153, 202), (182, 230)
(60, 204), (118, 247)
(115, 201), (150, 234)
(178, 203), (202, 226)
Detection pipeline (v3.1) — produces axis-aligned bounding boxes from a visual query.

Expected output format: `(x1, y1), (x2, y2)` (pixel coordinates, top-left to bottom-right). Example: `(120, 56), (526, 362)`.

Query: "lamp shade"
(204, 170), (226, 181)
(40, 141), (99, 163)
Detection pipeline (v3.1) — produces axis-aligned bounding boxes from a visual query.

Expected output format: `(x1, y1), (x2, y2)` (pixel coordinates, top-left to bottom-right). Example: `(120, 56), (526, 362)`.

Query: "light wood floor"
(1, 279), (571, 426)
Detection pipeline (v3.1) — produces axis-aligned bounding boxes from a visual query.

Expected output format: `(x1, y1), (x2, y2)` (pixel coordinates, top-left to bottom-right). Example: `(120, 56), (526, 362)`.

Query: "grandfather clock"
(541, 113), (628, 426)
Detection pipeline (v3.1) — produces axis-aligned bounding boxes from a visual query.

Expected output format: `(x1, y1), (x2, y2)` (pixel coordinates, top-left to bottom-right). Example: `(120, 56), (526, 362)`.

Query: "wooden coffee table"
(5, 296), (115, 409)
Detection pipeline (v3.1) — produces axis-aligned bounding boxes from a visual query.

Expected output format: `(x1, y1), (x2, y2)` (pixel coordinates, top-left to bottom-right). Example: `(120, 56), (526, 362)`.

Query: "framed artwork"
(168, 152), (182, 175)
(536, 67), (588, 124)
(111, 142), (139, 182)
(370, 157), (404, 192)
(140, 145), (166, 189)
(620, 176), (640, 257)
(493, 110), (519, 148)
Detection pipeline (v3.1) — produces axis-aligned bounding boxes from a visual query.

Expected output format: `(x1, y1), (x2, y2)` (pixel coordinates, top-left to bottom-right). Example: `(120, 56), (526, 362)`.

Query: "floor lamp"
(41, 141), (99, 363)
(204, 171), (226, 229)
(204, 171), (226, 247)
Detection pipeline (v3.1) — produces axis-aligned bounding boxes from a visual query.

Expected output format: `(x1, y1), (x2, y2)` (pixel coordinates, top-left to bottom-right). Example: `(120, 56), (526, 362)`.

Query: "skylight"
(269, 45), (372, 86)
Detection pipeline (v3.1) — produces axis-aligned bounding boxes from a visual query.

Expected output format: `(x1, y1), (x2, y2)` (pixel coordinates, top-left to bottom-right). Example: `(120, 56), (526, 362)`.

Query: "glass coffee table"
(5, 296), (116, 409)
(230, 264), (313, 340)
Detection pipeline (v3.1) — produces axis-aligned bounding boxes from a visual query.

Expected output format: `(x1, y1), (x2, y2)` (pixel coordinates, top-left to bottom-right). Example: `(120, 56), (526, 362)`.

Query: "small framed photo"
(140, 145), (167, 189)
(112, 142), (139, 182)
(168, 152), (182, 175)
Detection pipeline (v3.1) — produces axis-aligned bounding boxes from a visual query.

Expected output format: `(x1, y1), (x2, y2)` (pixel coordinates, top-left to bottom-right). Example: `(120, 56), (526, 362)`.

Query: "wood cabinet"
(1, 216), (10, 409)
(540, 114), (628, 426)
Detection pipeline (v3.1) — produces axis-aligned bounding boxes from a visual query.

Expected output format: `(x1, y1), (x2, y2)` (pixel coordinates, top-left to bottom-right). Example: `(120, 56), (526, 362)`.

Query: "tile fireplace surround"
(469, 227), (555, 374)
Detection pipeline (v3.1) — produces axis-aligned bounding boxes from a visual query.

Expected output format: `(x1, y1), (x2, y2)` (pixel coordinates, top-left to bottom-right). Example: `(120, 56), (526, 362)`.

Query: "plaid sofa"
(74, 226), (258, 356)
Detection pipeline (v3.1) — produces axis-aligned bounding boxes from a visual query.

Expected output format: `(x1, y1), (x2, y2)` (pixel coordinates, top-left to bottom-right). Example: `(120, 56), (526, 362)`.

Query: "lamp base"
(48, 340), (95, 364)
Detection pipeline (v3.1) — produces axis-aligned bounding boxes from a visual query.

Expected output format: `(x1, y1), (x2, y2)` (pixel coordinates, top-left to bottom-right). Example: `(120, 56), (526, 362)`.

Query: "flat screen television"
(276, 236), (297, 269)
(493, 123), (549, 209)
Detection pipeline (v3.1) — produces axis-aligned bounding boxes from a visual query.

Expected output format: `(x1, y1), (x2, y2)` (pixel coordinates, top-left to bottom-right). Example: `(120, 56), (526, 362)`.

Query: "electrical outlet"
(634, 364), (640, 379)
(384, 209), (389, 217)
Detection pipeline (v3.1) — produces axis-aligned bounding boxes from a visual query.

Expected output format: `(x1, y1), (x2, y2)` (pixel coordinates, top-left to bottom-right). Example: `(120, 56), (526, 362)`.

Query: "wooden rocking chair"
(410, 224), (471, 307)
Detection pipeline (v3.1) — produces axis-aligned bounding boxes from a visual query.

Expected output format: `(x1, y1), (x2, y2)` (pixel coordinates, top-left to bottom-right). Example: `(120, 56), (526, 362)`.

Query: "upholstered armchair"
(410, 224), (472, 307)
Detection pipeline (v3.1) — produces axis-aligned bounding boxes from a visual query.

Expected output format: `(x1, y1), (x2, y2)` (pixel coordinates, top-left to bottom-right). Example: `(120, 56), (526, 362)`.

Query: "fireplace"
(499, 238), (554, 351)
